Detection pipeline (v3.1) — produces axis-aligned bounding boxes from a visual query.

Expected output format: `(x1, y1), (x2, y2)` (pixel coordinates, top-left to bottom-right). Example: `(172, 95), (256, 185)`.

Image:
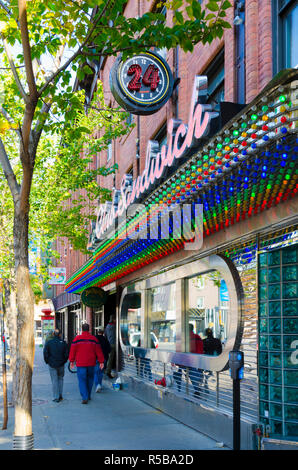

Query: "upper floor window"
(107, 140), (112, 162)
(273, 0), (298, 72)
(154, 123), (167, 148)
(204, 50), (225, 112)
(153, 1), (167, 60)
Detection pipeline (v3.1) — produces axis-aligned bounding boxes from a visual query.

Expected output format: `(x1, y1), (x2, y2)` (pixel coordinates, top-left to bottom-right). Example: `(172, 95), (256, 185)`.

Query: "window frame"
(272, 0), (298, 74)
(107, 140), (112, 162)
(203, 49), (225, 110)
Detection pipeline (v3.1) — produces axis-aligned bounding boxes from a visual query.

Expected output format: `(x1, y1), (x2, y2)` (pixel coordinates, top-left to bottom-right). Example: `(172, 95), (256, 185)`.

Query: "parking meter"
(229, 350), (244, 380)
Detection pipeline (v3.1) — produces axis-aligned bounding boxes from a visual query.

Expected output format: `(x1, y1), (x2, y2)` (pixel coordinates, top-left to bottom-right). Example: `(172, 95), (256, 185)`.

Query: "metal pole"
(233, 378), (241, 450)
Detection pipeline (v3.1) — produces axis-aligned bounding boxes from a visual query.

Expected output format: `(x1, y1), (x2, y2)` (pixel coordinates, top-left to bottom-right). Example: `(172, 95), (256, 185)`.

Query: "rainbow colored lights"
(66, 74), (298, 294)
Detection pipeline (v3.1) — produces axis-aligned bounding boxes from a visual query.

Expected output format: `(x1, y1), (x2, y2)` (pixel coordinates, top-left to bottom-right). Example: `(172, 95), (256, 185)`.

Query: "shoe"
(96, 385), (102, 393)
(81, 400), (88, 404)
(59, 396), (63, 401)
(53, 398), (59, 403)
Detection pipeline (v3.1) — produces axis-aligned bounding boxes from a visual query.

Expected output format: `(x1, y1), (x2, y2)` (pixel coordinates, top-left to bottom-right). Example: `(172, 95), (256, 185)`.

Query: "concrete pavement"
(0, 344), (228, 450)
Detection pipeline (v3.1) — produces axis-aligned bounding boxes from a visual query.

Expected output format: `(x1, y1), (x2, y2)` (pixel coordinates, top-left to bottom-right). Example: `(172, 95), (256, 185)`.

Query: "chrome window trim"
(119, 254), (244, 372)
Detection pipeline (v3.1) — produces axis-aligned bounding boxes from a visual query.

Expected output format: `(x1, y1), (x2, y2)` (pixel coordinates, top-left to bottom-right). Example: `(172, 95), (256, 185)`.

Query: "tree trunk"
(4, 279), (17, 404)
(13, 207), (35, 438)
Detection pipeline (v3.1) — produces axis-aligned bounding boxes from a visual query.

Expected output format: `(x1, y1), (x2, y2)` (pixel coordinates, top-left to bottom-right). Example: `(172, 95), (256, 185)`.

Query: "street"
(0, 344), (229, 451)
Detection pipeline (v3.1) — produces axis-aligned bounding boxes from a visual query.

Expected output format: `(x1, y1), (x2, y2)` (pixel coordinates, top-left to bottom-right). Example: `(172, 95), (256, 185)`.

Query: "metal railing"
(122, 352), (258, 422)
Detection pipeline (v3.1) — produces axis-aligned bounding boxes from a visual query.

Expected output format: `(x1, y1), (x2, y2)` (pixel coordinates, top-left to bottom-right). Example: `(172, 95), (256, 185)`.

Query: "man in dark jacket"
(104, 315), (116, 378)
(203, 328), (222, 356)
(43, 329), (68, 402)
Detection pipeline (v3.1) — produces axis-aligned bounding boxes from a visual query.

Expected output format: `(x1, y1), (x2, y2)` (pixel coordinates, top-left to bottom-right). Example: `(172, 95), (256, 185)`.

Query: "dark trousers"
(76, 366), (95, 401)
(106, 345), (116, 374)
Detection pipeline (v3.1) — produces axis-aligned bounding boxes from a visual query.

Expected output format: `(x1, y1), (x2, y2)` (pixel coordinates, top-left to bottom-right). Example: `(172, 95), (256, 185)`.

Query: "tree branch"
(31, 99), (52, 160)
(81, 43), (155, 57)
(1, 35), (28, 102)
(0, 106), (22, 139)
(38, 0), (115, 97)
(18, 0), (37, 100)
(32, 40), (68, 155)
(0, 138), (20, 202)
(0, 0), (19, 26)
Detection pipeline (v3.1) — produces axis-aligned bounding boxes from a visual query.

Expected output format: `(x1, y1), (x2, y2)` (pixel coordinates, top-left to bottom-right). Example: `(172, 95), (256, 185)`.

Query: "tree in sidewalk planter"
(0, 81), (130, 404)
(0, 0), (232, 446)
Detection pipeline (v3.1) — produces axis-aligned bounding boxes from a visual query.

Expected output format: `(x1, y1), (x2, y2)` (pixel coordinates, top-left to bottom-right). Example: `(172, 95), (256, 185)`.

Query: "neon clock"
(109, 51), (174, 115)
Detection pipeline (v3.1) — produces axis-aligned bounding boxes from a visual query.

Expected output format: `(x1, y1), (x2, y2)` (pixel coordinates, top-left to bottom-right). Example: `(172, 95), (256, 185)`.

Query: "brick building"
(52, 0), (298, 448)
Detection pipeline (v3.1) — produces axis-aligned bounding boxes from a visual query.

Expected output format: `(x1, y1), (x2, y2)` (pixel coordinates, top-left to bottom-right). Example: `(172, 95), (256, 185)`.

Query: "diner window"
(186, 271), (229, 355)
(120, 293), (141, 347)
(273, 0), (298, 72)
(149, 283), (176, 350)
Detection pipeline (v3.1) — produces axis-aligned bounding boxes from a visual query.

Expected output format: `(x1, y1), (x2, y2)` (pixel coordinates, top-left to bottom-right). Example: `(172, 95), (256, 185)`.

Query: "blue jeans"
(94, 361), (106, 387)
(76, 366), (95, 401)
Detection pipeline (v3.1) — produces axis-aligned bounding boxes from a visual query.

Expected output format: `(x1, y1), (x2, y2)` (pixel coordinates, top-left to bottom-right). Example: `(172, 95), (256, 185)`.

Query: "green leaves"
(206, 2), (220, 11)
(29, 80), (133, 256)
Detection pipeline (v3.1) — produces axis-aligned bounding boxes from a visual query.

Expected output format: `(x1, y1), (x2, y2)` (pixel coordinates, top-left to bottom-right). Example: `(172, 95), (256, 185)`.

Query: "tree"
(0, 0), (231, 447)
(0, 80), (131, 404)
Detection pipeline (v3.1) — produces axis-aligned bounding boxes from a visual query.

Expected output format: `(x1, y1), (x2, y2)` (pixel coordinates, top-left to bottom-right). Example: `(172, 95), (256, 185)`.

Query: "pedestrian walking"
(203, 328), (222, 356)
(104, 315), (116, 379)
(69, 323), (104, 404)
(94, 329), (111, 392)
(43, 328), (69, 402)
(202, 327), (223, 393)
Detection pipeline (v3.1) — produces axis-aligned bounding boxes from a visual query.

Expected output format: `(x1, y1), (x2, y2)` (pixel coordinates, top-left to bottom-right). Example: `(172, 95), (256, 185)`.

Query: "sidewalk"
(0, 344), (227, 450)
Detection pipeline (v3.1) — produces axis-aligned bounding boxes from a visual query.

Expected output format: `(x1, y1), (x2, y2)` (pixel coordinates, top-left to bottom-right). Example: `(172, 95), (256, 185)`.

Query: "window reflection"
(120, 293), (141, 347)
(149, 283), (176, 350)
(186, 271), (229, 355)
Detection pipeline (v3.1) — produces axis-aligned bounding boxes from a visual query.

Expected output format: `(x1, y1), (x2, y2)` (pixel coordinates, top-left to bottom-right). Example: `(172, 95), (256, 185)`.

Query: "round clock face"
(110, 51), (174, 115)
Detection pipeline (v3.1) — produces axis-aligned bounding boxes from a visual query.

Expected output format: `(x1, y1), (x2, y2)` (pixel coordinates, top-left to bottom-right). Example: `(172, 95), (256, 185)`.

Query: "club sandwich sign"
(93, 76), (218, 243)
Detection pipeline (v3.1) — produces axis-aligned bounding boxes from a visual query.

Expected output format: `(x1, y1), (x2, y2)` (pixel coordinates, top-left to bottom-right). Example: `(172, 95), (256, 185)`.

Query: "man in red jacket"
(69, 323), (104, 404)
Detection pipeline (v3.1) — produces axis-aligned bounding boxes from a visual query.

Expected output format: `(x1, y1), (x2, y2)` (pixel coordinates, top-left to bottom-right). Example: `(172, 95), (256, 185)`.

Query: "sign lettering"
(92, 76), (218, 243)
